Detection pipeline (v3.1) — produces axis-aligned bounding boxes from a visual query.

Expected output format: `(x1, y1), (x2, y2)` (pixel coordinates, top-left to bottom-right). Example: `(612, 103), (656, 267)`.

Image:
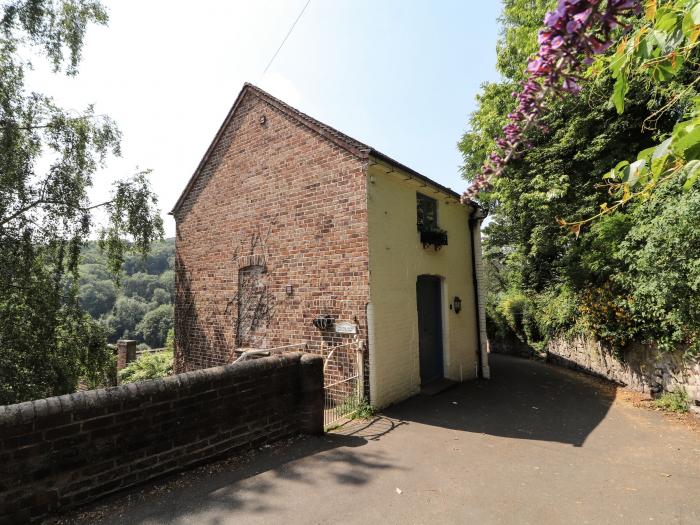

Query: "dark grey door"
(416, 275), (444, 385)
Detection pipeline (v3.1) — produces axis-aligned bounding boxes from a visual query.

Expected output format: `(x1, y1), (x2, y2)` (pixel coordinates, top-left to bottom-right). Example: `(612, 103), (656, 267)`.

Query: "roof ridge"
(171, 83), (472, 214)
(243, 83), (372, 157)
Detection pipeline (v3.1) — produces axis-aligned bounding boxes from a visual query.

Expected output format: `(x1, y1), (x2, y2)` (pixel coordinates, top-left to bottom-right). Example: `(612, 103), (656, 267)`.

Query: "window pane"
(417, 193), (438, 231)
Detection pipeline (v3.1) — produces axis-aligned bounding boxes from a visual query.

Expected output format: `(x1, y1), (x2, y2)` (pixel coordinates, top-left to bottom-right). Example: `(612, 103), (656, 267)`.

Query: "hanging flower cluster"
(463, 0), (641, 201)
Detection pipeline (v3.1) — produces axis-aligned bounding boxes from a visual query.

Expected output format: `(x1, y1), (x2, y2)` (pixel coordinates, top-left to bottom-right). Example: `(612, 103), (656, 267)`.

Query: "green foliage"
(117, 350), (173, 384)
(0, 301), (113, 403)
(568, 0), (700, 222)
(102, 296), (148, 342)
(136, 304), (173, 348)
(351, 399), (376, 420)
(496, 291), (530, 336)
(463, 0), (700, 358)
(496, 0), (552, 81)
(123, 240), (173, 275)
(165, 327), (175, 352)
(614, 180), (700, 354)
(532, 285), (578, 341)
(151, 287), (171, 306)
(76, 239), (174, 345)
(122, 272), (162, 301)
(78, 279), (117, 317)
(653, 389), (690, 412)
(0, 1), (164, 403)
(459, 0), (554, 179)
(334, 396), (375, 421)
(99, 170), (164, 279)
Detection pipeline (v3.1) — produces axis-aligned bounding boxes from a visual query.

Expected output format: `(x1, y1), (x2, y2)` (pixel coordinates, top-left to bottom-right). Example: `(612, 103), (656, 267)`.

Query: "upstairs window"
(416, 193), (438, 232)
(416, 192), (448, 250)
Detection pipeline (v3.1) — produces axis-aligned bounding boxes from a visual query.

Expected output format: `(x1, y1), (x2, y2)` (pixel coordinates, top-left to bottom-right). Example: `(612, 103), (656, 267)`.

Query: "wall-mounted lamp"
(285, 285), (294, 296)
(313, 315), (334, 330)
(259, 114), (267, 125)
(453, 296), (462, 314)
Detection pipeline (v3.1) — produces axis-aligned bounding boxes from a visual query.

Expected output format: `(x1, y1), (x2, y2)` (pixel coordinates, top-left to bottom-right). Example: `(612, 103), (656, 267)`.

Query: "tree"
(78, 279), (117, 317)
(150, 287), (171, 307)
(460, 0), (700, 355)
(135, 304), (173, 348)
(0, 1), (163, 404)
(103, 296), (149, 342)
(122, 272), (161, 301)
(122, 240), (172, 275)
(466, 0), (700, 211)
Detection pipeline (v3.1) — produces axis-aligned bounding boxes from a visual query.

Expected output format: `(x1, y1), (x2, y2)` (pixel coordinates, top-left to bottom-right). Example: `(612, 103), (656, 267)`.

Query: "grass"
(653, 389), (690, 413)
(333, 396), (376, 421)
(350, 398), (376, 420)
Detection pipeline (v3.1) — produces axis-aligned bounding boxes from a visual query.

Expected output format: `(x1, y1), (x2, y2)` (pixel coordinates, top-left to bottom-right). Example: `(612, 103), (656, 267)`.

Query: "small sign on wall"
(335, 321), (357, 334)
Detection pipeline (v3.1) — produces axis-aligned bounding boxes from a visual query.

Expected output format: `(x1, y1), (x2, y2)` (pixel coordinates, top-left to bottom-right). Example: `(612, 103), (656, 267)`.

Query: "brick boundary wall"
(0, 353), (323, 524)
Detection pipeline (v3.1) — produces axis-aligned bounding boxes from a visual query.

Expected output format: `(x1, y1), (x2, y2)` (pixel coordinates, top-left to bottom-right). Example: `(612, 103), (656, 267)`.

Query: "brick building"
(171, 83), (488, 408)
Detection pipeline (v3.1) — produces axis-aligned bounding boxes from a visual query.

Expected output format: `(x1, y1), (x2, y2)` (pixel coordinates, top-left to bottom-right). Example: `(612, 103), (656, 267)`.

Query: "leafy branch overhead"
(463, 0), (642, 199)
(573, 0), (700, 226)
(465, 0), (700, 225)
(460, 0), (700, 359)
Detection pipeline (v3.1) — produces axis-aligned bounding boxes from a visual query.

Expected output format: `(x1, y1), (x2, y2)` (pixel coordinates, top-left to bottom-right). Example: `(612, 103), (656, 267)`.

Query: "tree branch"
(0, 198), (113, 228)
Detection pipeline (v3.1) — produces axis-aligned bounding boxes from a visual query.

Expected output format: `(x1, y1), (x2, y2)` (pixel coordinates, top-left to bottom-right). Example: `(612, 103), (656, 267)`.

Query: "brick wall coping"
(0, 352), (323, 523)
(0, 353), (306, 422)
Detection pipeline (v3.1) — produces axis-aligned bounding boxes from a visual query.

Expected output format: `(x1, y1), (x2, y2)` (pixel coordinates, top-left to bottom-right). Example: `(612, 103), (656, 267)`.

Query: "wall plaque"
(335, 321), (357, 334)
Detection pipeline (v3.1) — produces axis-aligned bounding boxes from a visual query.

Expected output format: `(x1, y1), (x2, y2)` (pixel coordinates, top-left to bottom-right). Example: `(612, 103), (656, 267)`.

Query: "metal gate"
(323, 342), (364, 429)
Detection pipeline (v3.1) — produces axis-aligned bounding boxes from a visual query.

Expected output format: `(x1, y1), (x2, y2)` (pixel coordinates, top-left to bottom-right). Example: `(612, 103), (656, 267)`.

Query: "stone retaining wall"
(0, 352), (323, 523)
(546, 334), (700, 403)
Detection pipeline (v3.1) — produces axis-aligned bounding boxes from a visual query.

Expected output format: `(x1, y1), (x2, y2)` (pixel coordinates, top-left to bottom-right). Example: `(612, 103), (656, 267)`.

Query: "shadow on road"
(384, 353), (617, 447)
(73, 429), (402, 525)
(53, 354), (616, 525)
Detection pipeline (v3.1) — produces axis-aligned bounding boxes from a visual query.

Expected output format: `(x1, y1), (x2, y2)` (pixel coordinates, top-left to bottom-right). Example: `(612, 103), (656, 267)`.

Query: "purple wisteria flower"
(463, 0), (641, 202)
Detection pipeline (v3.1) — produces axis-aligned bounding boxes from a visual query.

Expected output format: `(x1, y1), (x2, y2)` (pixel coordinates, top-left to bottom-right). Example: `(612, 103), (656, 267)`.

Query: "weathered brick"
(172, 86), (370, 373)
(0, 350), (323, 523)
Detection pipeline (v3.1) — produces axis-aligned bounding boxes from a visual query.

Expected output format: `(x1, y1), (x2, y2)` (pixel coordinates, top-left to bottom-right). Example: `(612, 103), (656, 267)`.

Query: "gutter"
(469, 206), (489, 379)
(368, 150), (465, 202)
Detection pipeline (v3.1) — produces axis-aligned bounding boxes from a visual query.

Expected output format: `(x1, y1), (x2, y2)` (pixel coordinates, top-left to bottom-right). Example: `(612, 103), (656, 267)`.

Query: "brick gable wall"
(173, 92), (370, 372)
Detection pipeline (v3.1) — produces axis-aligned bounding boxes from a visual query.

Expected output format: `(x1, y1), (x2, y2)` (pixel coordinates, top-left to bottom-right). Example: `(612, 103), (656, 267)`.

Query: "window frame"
(416, 192), (439, 232)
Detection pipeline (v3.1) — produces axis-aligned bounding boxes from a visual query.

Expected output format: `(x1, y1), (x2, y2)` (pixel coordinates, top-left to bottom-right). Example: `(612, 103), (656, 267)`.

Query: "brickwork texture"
(173, 87), (370, 372)
(0, 353), (323, 523)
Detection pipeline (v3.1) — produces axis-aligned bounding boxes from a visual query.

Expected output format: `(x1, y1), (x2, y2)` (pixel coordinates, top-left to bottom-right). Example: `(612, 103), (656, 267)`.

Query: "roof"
(170, 83), (474, 214)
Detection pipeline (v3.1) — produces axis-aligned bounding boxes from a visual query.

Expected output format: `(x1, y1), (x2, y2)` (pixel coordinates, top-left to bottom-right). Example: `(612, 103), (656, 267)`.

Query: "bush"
(533, 285), (578, 338)
(118, 351), (173, 384)
(653, 389), (690, 413)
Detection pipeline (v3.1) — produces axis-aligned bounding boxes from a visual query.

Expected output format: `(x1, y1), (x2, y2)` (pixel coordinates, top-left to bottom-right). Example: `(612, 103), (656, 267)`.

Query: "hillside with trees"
(78, 238), (174, 348)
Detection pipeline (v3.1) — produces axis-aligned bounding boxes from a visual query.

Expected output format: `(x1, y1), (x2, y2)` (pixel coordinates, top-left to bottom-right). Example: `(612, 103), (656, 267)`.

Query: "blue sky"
(27, 0), (503, 236)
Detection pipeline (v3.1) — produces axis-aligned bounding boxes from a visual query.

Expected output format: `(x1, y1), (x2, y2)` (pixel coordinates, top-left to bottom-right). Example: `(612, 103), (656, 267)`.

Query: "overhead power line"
(261, 0), (312, 77)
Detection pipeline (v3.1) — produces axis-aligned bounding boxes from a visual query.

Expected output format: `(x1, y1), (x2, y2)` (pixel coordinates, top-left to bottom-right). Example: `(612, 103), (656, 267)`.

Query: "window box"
(420, 228), (448, 250)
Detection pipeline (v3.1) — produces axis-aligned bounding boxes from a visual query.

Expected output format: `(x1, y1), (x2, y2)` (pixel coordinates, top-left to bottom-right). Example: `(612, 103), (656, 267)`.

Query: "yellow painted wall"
(366, 161), (479, 408)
